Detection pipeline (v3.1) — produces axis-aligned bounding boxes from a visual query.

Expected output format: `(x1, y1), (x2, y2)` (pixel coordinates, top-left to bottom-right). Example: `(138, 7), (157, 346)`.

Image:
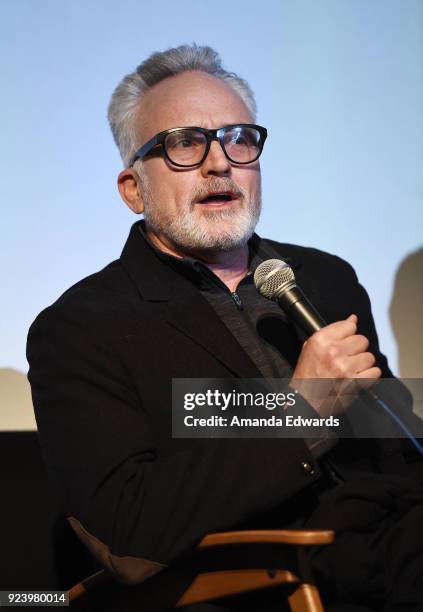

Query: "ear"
(117, 168), (145, 214)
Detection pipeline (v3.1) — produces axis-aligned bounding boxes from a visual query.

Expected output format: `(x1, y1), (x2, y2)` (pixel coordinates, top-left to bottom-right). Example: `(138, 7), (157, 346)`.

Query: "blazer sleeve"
(341, 260), (392, 377)
(326, 256), (423, 467)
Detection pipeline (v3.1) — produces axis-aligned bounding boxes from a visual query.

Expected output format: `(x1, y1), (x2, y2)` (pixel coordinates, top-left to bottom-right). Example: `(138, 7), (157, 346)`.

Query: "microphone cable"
(368, 389), (423, 457)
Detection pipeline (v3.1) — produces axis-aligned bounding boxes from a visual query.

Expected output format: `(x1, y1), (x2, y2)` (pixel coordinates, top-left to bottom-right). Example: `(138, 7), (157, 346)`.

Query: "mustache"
(190, 178), (245, 204)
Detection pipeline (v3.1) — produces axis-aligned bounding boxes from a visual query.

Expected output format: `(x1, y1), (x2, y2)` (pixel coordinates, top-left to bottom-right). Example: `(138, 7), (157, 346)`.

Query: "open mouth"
(197, 192), (238, 204)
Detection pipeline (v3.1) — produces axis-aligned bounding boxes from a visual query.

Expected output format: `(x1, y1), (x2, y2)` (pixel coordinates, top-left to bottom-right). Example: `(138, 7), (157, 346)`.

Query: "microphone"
(253, 259), (326, 336)
(254, 258), (423, 454)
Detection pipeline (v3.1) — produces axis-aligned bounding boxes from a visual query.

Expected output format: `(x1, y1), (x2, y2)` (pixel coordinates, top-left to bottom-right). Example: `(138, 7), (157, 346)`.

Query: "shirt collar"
(137, 220), (269, 291)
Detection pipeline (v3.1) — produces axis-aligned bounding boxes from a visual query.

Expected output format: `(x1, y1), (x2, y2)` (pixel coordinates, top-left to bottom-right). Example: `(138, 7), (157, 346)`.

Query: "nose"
(200, 138), (231, 177)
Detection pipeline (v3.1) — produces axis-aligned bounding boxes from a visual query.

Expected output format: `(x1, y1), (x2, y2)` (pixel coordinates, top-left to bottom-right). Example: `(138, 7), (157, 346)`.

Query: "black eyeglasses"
(130, 124), (267, 168)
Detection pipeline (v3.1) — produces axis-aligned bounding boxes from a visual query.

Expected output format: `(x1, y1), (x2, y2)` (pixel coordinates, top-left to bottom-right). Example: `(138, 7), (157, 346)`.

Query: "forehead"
(137, 71), (254, 142)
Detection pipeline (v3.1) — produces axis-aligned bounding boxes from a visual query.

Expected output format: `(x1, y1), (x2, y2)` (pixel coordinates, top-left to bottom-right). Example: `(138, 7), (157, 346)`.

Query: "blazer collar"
(119, 221), (304, 377)
(120, 221), (176, 301)
(120, 220), (302, 302)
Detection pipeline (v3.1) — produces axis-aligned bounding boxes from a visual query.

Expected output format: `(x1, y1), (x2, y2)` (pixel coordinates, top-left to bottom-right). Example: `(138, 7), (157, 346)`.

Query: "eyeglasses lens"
(165, 131), (207, 165)
(223, 127), (261, 163)
(164, 126), (262, 166)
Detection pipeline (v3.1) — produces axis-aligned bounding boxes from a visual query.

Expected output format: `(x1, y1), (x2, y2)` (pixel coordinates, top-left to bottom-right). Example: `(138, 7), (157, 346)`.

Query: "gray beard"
(140, 174), (262, 253)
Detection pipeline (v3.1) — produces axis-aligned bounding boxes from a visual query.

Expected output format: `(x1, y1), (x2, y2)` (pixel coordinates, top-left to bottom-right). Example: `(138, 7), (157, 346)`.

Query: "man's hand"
(290, 315), (382, 417)
(292, 314), (381, 379)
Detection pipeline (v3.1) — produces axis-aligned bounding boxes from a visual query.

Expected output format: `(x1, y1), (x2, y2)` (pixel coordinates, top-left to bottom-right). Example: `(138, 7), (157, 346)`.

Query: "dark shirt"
(139, 223), (337, 460)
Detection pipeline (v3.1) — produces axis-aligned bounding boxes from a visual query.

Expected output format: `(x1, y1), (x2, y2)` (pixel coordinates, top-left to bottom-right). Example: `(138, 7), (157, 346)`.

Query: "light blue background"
(1, 0), (422, 374)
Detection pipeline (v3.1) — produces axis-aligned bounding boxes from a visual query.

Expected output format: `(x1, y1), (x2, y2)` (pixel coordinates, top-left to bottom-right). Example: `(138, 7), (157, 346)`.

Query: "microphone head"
(254, 259), (296, 300)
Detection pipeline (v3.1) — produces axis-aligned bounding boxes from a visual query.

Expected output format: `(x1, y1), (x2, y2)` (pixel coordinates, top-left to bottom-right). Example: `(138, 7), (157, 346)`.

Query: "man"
(27, 45), (423, 610)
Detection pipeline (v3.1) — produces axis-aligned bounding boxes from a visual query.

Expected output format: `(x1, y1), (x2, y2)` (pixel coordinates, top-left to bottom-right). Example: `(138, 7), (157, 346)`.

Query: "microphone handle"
(276, 286), (327, 336)
(275, 282), (423, 455)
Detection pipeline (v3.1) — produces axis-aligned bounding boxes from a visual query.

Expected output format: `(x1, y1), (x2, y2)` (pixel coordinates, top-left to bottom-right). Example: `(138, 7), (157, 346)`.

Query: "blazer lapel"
(120, 221), (261, 378)
(166, 284), (262, 377)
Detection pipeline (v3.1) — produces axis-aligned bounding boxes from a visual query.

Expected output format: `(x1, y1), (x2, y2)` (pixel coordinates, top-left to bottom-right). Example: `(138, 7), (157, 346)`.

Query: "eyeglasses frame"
(130, 123), (268, 168)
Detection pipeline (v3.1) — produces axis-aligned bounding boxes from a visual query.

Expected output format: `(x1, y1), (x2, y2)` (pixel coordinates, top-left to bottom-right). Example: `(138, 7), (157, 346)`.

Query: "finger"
(342, 334), (369, 356)
(350, 351), (376, 374)
(312, 317), (357, 342)
(356, 366), (382, 380)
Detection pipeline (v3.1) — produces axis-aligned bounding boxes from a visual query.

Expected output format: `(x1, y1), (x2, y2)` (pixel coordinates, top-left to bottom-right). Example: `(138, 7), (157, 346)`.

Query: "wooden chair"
(69, 528), (334, 611)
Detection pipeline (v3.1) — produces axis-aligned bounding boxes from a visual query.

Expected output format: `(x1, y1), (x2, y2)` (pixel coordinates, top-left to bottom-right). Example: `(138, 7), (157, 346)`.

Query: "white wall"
(1, 0), (422, 429)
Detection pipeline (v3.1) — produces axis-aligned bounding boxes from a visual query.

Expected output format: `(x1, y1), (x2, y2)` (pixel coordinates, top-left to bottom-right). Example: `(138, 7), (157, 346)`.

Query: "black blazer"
(26, 221), (417, 582)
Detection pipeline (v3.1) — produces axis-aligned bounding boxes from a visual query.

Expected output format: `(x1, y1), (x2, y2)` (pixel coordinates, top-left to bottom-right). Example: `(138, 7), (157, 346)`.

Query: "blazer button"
(301, 461), (315, 475)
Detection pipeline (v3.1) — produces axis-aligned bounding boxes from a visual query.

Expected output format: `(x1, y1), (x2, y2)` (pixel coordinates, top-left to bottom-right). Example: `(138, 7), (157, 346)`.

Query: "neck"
(146, 227), (249, 293)
(201, 248), (249, 292)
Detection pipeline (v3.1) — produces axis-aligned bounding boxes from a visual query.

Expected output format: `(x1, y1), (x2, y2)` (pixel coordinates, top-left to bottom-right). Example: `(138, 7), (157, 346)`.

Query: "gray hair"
(107, 44), (257, 167)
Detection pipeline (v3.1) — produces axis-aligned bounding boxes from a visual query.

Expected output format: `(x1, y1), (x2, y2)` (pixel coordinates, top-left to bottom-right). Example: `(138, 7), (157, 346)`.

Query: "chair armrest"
(199, 529), (334, 548)
(69, 529), (335, 610)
